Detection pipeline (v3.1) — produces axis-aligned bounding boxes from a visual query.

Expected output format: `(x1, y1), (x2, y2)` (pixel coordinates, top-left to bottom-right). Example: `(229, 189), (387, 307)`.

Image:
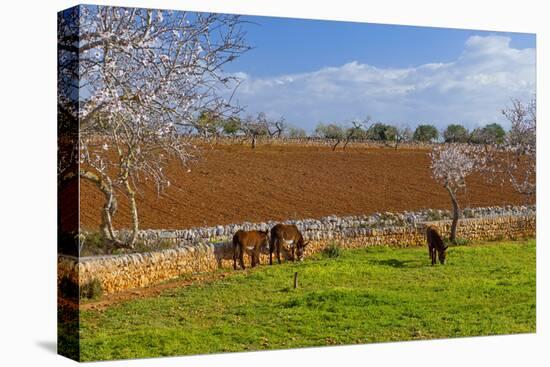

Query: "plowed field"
(78, 144), (531, 230)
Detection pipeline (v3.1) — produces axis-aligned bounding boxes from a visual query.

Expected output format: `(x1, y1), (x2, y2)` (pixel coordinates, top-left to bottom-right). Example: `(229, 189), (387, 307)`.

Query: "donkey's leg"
(233, 245), (238, 270)
(431, 249), (436, 266)
(240, 248), (246, 270)
(251, 251), (257, 268)
(255, 250), (260, 267)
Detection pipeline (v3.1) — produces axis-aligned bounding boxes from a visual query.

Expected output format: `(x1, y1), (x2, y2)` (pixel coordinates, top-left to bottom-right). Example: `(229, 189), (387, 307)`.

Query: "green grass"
(78, 239), (536, 361)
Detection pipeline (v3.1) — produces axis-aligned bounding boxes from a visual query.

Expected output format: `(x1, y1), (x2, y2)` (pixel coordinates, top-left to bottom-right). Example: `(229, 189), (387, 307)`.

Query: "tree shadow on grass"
(370, 259), (420, 268)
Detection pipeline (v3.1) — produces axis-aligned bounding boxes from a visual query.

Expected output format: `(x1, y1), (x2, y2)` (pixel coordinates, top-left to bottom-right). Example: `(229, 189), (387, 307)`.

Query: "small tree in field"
(222, 116), (242, 137)
(430, 145), (485, 243)
(287, 126), (307, 138)
(443, 124), (470, 143)
(391, 125), (413, 150)
(414, 124), (439, 142)
(480, 98), (536, 200)
(470, 123), (506, 145)
(315, 123), (346, 150)
(267, 117), (287, 138)
(241, 113), (270, 148)
(501, 98), (536, 198)
(343, 118), (369, 151)
(196, 111), (224, 139)
(366, 122), (394, 141)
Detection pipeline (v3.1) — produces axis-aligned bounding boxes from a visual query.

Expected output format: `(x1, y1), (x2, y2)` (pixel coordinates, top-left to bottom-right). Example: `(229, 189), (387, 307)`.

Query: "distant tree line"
(194, 109), (511, 150)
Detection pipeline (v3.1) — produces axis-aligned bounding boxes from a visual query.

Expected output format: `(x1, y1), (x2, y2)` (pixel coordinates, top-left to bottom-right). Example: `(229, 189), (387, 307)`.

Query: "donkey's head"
(296, 240), (310, 262)
(438, 245), (449, 264)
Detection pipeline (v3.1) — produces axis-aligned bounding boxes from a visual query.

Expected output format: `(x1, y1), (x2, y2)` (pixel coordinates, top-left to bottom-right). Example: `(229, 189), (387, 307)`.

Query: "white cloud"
(229, 35), (535, 132)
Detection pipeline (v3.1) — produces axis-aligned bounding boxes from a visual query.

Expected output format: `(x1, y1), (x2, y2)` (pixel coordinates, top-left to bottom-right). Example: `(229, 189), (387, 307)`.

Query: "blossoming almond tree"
(58, 5), (249, 252)
(478, 98), (536, 202)
(501, 98), (536, 198)
(430, 144), (486, 243)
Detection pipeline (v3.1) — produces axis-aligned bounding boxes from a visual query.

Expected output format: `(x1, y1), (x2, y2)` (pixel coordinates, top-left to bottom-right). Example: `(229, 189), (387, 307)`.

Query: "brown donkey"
(233, 230), (270, 270)
(269, 224), (310, 264)
(426, 225), (448, 265)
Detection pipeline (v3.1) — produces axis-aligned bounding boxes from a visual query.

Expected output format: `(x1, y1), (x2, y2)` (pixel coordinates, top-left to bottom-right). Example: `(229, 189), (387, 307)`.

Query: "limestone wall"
(112, 205), (535, 248)
(59, 212), (535, 294)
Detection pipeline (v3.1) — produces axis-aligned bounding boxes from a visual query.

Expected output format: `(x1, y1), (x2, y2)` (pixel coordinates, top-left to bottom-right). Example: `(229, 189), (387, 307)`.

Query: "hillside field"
(77, 143), (531, 230)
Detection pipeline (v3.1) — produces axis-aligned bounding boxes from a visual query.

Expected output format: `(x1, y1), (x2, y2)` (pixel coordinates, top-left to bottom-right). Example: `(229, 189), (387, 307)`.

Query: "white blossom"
(58, 4), (249, 249)
(430, 144), (485, 192)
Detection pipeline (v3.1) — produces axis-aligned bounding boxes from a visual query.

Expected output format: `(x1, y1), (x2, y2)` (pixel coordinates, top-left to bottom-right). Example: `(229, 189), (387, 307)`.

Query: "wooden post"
(293, 271), (298, 289)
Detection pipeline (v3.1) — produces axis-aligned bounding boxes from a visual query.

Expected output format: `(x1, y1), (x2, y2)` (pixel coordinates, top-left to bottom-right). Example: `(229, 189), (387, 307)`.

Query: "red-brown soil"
(78, 144), (531, 230)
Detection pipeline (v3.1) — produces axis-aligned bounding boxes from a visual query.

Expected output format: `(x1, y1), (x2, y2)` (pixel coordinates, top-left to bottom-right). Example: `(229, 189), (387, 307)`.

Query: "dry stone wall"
(114, 205), (535, 248)
(59, 207), (535, 294)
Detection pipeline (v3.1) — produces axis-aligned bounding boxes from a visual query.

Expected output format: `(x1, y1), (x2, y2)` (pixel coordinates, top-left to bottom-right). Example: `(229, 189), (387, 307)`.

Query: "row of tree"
(195, 110), (509, 150)
(313, 121), (507, 147)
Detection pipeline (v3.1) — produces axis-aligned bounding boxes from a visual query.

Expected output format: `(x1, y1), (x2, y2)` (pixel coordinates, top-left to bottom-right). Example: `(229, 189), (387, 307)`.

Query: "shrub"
(80, 279), (103, 300)
(80, 232), (107, 256)
(323, 242), (342, 258)
(426, 211), (442, 221)
(60, 276), (103, 300)
(80, 232), (176, 256)
(132, 239), (175, 253)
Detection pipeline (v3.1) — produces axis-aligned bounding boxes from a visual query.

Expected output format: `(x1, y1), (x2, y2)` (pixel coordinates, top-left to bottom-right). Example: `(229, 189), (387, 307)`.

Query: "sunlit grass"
(78, 239), (535, 361)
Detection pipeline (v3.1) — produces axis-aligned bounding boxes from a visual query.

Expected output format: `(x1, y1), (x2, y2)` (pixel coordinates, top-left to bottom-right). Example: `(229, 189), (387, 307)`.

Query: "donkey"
(426, 225), (448, 265)
(269, 224), (310, 264)
(232, 229), (270, 270)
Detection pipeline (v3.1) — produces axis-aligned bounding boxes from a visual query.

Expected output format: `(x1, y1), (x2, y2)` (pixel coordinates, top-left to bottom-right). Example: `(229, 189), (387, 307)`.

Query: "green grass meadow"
(78, 239), (536, 361)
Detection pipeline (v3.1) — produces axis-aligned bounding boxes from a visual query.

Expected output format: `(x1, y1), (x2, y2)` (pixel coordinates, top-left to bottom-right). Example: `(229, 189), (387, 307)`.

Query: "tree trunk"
(446, 185), (460, 243)
(332, 139), (341, 151)
(124, 179), (139, 247)
(80, 170), (136, 251)
(343, 138), (350, 151)
(251, 135), (256, 149)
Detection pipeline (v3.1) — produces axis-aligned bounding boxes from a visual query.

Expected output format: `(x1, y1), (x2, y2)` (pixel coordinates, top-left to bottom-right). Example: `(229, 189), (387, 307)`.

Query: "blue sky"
(223, 15), (536, 132)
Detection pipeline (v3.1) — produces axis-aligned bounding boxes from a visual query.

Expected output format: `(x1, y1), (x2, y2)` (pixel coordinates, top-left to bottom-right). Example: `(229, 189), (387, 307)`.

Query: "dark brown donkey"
(233, 230), (270, 270)
(426, 225), (448, 265)
(269, 224), (310, 264)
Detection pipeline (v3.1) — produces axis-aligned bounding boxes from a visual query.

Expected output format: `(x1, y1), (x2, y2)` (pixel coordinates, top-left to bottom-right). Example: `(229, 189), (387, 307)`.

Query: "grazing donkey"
(232, 230), (270, 270)
(426, 225), (448, 265)
(269, 224), (310, 264)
